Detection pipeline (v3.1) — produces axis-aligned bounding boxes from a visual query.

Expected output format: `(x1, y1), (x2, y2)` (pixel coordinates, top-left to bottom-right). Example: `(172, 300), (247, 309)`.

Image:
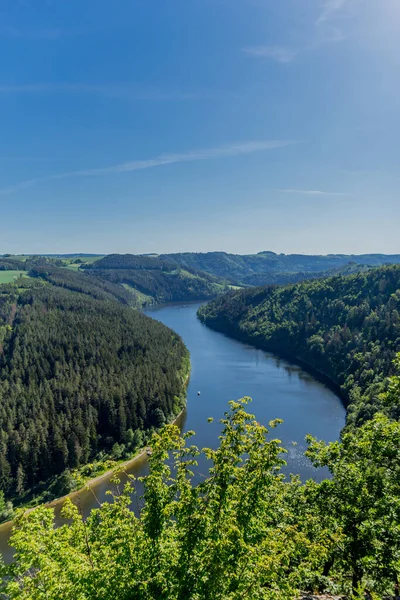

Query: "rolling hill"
(159, 251), (400, 285)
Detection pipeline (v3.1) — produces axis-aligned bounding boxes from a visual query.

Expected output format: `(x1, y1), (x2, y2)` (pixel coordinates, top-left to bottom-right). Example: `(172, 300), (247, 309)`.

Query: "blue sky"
(0, 0), (399, 255)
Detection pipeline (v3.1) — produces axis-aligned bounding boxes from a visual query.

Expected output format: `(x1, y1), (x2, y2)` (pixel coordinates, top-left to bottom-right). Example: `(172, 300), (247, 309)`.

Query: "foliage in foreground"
(2, 385), (400, 599)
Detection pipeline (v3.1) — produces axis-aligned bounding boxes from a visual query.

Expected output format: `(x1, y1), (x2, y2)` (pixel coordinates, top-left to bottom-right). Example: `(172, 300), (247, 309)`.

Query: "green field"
(122, 283), (154, 306)
(64, 255), (105, 270)
(0, 271), (26, 284)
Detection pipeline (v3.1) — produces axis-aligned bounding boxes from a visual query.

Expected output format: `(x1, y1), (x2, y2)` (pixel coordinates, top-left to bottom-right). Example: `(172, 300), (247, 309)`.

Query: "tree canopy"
(84, 254), (228, 305)
(198, 265), (400, 428)
(0, 270), (188, 503)
(2, 388), (400, 599)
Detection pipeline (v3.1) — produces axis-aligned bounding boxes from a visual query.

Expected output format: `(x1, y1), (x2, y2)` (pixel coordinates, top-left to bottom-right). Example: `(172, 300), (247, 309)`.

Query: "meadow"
(0, 271), (26, 284)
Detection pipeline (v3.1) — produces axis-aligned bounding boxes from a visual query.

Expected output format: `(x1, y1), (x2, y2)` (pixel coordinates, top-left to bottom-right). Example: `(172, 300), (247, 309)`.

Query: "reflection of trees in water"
(272, 356), (301, 379)
(271, 355), (319, 386)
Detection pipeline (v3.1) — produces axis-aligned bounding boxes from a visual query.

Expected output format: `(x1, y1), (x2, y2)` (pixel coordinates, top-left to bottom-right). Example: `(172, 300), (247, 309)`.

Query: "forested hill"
(160, 251), (400, 285)
(83, 253), (228, 305)
(30, 264), (136, 305)
(0, 272), (189, 501)
(198, 265), (400, 428)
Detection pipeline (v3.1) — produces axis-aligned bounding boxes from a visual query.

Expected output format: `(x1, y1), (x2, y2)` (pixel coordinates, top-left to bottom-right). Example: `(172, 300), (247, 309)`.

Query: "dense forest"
(3, 251), (399, 297)
(0, 269), (189, 502)
(30, 264), (136, 306)
(84, 254), (228, 304)
(160, 250), (400, 285)
(239, 262), (371, 287)
(198, 265), (400, 428)
(5, 250), (400, 291)
(1, 258), (400, 596)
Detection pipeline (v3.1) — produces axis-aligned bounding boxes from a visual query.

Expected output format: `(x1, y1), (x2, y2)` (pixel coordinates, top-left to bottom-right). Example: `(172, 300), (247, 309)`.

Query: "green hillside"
(160, 251), (400, 285)
(1, 262), (400, 597)
(84, 254), (229, 305)
(0, 268), (188, 507)
(198, 265), (400, 428)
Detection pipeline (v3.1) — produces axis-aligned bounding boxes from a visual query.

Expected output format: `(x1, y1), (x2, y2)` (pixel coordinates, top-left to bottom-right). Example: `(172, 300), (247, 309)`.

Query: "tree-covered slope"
(160, 251), (400, 285)
(239, 262), (371, 287)
(30, 264), (136, 305)
(84, 254), (229, 304)
(198, 265), (400, 428)
(0, 272), (189, 500)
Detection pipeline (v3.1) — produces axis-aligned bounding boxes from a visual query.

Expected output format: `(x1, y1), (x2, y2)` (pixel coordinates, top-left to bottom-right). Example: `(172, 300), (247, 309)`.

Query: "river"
(0, 301), (345, 562)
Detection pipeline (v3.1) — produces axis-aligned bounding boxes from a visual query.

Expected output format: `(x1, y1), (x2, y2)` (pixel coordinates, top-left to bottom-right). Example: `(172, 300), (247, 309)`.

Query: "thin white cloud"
(0, 140), (294, 195)
(245, 0), (356, 65)
(0, 82), (212, 101)
(315, 0), (364, 42)
(317, 0), (349, 24)
(0, 156), (73, 162)
(0, 26), (81, 40)
(243, 45), (297, 63)
(278, 189), (350, 196)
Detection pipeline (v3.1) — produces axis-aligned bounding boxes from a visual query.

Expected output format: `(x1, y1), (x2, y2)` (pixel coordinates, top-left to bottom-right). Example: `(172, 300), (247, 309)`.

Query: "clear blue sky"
(1, 0), (399, 255)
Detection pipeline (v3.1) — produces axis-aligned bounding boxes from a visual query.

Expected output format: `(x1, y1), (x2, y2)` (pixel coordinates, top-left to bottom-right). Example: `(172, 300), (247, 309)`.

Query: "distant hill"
(84, 254), (229, 305)
(2, 251), (400, 305)
(158, 251), (400, 284)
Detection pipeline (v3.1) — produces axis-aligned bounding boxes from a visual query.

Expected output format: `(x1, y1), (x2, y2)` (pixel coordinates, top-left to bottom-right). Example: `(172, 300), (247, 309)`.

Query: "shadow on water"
(0, 302), (345, 563)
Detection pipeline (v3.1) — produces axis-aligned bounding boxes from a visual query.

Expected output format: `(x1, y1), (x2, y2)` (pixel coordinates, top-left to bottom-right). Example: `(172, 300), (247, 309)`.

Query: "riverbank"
(0, 358), (191, 532)
(0, 301), (344, 562)
(0, 406), (187, 539)
(45, 409), (186, 510)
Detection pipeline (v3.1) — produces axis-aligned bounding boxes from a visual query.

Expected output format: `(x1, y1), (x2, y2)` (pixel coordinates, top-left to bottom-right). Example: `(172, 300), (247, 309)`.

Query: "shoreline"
(0, 408), (186, 536)
(0, 366), (190, 535)
(46, 407), (186, 510)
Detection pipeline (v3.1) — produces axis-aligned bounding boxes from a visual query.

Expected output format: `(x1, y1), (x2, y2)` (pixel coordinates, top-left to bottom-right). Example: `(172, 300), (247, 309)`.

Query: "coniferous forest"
(83, 254), (229, 305)
(0, 268), (188, 501)
(0, 259), (400, 598)
(2, 0), (400, 594)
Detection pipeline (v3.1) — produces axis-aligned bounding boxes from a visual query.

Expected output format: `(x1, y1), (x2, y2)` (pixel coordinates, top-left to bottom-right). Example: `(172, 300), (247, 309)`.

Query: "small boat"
(197, 391), (201, 396)
(146, 448), (152, 456)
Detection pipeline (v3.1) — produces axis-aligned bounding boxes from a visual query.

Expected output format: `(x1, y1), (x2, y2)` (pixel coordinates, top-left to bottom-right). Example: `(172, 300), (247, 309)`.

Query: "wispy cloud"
(0, 25), (81, 40)
(0, 140), (294, 195)
(243, 45), (297, 63)
(317, 0), (349, 24)
(0, 156), (73, 162)
(244, 0), (356, 65)
(0, 82), (220, 101)
(315, 0), (361, 41)
(278, 189), (350, 196)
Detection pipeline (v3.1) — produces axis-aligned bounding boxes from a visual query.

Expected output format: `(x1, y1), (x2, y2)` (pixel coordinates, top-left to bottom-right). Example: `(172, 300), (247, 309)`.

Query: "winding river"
(0, 302), (345, 562)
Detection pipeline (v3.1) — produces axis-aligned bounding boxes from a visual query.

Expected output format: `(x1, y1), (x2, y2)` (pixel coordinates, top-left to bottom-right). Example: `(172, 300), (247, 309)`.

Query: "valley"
(0, 253), (399, 597)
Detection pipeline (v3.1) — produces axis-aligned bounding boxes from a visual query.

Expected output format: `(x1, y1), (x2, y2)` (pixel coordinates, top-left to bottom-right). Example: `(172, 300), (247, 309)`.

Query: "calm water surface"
(0, 302), (345, 562)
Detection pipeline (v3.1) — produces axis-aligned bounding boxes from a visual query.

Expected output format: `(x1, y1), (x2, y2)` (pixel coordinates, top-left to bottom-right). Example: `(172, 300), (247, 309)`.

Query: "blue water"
(0, 301), (345, 562)
(145, 302), (345, 480)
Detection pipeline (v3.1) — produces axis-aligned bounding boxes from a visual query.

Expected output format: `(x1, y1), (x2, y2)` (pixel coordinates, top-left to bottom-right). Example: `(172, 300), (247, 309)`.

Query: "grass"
(64, 255), (105, 270)
(0, 271), (27, 284)
(122, 284), (154, 307)
(1, 255), (30, 262)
